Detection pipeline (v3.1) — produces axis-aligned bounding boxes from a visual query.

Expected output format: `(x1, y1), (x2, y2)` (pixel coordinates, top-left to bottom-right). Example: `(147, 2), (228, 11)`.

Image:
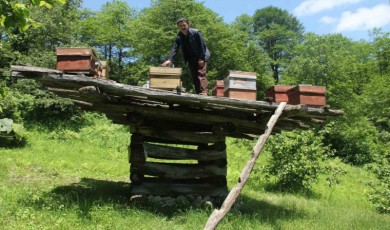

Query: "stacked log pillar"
(128, 114), (228, 196)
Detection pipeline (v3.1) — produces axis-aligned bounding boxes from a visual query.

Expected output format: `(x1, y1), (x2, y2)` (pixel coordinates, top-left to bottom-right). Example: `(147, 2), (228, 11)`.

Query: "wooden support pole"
(203, 102), (287, 230)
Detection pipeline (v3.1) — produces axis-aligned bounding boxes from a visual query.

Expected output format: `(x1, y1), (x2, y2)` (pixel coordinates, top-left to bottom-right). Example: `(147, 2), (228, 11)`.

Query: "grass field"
(0, 117), (389, 229)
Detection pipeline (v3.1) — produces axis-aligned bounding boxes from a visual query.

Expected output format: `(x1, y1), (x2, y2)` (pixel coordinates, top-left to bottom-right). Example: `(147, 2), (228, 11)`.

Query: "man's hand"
(161, 60), (172, 66)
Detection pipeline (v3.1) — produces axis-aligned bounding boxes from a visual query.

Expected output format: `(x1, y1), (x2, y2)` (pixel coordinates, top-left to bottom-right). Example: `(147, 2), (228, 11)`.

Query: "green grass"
(0, 118), (389, 229)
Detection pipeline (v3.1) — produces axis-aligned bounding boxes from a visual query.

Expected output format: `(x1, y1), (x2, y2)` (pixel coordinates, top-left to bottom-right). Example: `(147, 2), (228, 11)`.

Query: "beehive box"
(223, 70), (257, 100)
(224, 89), (257, 101)
(287, 85), (326, 106)
(211, 80), (224, 97)
(265, 85), (294, 103)
(56, 48), (97, 76)
(149, 67), (182, 90)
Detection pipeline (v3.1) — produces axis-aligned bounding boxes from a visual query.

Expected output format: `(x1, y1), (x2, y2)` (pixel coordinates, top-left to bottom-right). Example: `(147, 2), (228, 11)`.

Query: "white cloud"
(294, 0), (362, 16)
(336, 4), (390, 32)
(320, 16), (338, 24)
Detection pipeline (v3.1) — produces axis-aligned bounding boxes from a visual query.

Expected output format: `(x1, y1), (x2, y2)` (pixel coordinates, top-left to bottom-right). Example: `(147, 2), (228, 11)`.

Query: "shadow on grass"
(236, 195), (306, 227)
(21, 177), (306, 225)
(263, 182), (321, 199)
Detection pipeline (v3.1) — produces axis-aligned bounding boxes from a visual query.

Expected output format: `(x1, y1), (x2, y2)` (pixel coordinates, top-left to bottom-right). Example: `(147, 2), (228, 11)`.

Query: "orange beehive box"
(211, 80), (224, 97)
(265, 85), (294, 103)
(224, 89), (257, 101)
(56, 48), (97, 76)
(287, 85), (326, 106)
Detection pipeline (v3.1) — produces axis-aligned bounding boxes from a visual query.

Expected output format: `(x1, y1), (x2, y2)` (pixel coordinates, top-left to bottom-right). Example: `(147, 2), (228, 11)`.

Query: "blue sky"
(82, 0), (390, 41)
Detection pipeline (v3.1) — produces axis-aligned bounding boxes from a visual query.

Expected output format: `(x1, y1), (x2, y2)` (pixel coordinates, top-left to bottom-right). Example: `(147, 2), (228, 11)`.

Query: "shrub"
(367, 159), (390, 214)
(0, 118), (27, 147)
(264, 130), (332, 191)
(1, 79), (75, 123)
(323, 118), (382, 165)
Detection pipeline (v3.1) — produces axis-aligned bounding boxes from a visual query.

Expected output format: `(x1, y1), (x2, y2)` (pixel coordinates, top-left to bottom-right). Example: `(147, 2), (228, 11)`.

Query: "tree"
(253, 6), (304, 83)
(79, 0), (136, 81)
(229, 14), (274, 98)
(371, 29), (390, 76)
(282, 33), (375, 107)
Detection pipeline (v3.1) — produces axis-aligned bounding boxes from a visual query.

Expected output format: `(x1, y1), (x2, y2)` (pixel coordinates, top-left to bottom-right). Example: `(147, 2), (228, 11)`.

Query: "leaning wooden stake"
(204, 102), (287, 230)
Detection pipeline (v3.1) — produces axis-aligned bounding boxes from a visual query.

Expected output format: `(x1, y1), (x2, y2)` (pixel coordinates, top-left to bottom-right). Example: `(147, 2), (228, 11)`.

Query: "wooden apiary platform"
(149, 67), (182, 90)
(224, 70), (257, 100)
(56, 48), (98, 76)
(11, 65), (344, 198)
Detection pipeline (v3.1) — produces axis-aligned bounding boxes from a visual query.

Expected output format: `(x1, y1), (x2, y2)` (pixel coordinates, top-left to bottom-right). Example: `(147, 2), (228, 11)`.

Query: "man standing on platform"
(161, 18), (210, 95)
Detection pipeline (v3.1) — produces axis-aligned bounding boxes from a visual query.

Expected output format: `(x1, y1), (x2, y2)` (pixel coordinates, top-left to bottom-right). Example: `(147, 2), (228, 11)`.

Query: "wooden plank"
(204, 102), (287, 230)
(122, 105), (264, 135)
(132, 162), (227, 179)
(132, 126), (225, 144)
(143, 143), (226, 160)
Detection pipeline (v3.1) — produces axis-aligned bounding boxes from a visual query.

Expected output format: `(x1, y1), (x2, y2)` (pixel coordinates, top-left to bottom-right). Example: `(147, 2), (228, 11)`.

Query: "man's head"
(176, 18), (189, 35)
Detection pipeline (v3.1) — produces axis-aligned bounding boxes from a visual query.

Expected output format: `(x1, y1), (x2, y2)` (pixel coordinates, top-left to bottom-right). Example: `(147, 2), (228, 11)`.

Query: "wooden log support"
(144, 143), (226, 161)
(129, 133), (147, 184)
(132, 162), (227, 179)
(131, 178), (228, 196)
(132, 126), (225, 144)
(204, 102), (287, 230)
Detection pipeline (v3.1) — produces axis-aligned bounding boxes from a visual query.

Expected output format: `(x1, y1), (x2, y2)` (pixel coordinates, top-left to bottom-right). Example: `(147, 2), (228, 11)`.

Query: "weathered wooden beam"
(131, 179), (228, 196)
(143, 143), (226, 161)
(132, 162), (227, 179)
(131, 126), (225, 144)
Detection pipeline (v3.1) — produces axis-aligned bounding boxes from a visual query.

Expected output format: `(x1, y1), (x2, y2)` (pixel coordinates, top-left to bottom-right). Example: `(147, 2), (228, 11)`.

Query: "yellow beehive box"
(149, 67), (182, 90)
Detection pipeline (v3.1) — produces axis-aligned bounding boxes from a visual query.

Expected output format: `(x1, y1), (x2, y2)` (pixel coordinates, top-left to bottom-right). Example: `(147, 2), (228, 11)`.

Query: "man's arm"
(162, 35), (181, 66)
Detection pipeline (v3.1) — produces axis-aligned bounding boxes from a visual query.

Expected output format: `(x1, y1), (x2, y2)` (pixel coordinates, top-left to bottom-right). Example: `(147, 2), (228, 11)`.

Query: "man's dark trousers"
(188, 58), (208, 95)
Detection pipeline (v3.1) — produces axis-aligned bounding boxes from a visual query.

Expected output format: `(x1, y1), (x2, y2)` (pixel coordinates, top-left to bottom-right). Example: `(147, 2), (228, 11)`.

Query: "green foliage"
(0, 118), (27, 147)
(0, 0), (66, 33)
(323, 118), (383, 165)
(264, 130), (331, 191)
(371, 29), (390, 75)
(1, 80), (75, 123)
(360, 73), (390, 132)
(283, 33), (375, 108)
(367, 156), (390, 214)
(49, 112), (129, 149)
(253, 6), (304, 83)
(78, 0), (136, 81)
